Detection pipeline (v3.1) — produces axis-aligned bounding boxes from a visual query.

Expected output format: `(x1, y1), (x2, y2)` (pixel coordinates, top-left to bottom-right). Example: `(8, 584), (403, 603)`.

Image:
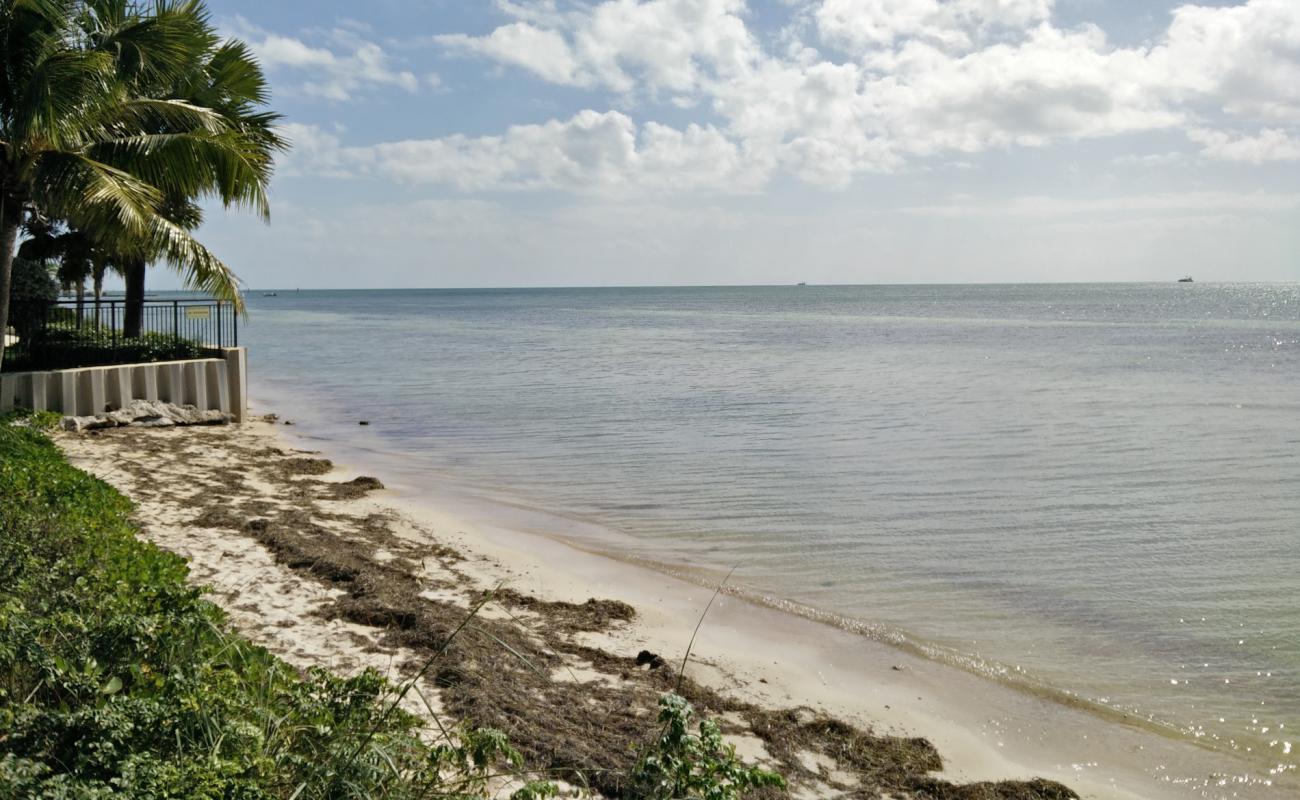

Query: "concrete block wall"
(0, 347), (248, 422)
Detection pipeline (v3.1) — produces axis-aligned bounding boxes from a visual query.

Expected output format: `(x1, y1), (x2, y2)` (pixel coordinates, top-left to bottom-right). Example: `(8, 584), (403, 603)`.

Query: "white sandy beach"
(56, 415), (1290, 800)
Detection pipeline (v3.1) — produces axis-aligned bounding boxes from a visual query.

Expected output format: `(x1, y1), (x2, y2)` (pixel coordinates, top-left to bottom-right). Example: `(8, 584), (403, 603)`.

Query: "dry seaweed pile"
(71, 424), (1077, 800)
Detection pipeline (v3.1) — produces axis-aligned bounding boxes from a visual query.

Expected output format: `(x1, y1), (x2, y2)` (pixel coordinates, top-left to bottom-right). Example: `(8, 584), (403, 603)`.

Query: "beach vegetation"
(0, 419), (539, 798)
(633, 694), (785, 800)
(0, 418), (797, 800)
(0, 407), (60, 429)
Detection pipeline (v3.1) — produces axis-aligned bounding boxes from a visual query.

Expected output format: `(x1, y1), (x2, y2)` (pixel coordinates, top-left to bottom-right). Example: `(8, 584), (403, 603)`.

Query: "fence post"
(216, 301), (223, 349)
(173, 300), (180, 345)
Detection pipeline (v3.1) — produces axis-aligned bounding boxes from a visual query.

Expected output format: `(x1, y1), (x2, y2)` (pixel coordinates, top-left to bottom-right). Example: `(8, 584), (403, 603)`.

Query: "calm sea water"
(241, 284), (1299, 769)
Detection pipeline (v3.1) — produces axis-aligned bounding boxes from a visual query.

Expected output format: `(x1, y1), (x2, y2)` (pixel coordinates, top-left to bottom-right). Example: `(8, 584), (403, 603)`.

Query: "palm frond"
(32, 149), (163, 236)
(204, 39), (271, 107)
(147, 213), (245, 311)
(91, 128), (274, 217)
(103, 96), (230, 135)
(12, 47), (118, 147)
(86, 0), (215, 86)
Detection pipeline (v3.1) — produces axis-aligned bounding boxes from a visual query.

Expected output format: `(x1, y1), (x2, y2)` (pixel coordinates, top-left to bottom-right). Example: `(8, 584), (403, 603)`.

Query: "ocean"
(239, 283), (1299, 775)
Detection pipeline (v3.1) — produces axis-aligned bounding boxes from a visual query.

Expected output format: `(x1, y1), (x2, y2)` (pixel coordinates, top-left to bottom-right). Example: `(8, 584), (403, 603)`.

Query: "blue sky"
(154, 0), (1300, 289)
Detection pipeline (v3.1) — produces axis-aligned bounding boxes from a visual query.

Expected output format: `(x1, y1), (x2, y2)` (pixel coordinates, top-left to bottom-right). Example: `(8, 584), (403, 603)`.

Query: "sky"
(152, 0), (1300, 289)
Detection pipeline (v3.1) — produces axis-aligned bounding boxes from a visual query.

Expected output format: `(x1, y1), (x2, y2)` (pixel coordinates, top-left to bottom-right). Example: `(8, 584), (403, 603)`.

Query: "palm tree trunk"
(123, 259), (145, 338)
(0, 196), (20, 373)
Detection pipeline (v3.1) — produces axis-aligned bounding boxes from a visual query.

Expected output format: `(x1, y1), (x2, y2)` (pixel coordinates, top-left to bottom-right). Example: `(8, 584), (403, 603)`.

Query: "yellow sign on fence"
(185, 306), (211, 320)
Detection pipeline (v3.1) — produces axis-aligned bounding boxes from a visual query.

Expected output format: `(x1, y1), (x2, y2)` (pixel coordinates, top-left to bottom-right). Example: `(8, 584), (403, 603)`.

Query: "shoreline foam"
(56, 414), (1292, 799)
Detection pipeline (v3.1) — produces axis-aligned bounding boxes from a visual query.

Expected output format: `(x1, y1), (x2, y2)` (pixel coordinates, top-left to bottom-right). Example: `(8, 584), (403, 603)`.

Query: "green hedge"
(1, 329), (203, 371)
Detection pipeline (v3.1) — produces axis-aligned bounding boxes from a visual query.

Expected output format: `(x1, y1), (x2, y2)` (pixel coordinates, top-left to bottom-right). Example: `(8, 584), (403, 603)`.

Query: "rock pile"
(62, 400), (232, 432)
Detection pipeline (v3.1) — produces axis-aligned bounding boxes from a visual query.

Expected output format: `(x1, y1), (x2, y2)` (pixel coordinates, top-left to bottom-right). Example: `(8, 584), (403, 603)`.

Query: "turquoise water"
(240, 284), (1299, 774)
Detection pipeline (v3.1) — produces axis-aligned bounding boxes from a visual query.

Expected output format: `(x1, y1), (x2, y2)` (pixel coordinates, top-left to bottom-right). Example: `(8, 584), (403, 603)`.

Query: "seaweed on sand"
(80, 426), (1078, 800)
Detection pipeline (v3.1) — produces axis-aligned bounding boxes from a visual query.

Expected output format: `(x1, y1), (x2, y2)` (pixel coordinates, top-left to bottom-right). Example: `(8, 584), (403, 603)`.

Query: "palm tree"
(81, 1), (282, 335)
(0, 0), (282, 368)
(18, 219), (98, 324)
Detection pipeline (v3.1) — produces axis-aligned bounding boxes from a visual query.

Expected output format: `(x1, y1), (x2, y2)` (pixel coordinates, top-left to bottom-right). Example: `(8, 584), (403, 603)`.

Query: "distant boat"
(796, 282), (807, 286)
(1178, 276), (1194, 283)
(263, 291), (278, 297)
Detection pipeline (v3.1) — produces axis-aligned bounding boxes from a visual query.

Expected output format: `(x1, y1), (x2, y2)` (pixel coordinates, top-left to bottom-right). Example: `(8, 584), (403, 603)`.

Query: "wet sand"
(55, 417), (1291, 799)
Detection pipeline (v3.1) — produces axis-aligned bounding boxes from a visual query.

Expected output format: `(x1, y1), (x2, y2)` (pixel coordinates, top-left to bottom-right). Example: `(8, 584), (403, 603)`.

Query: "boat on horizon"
(1178, 276), (1193, 282)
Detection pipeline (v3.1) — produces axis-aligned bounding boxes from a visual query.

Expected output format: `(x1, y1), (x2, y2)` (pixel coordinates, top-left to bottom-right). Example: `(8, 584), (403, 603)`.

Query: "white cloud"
(228, 16), (420, 101)
(1188, 128), (1300, 163)
(816, 0), (1055, 51)
(204, 187), (1298, 289)
(280, 111), (765, 193)
(277, 122), (354, 177)
(1153, 0), (1300, 123)
(1113, 151), (1186, 167)
(435, 0), (762, 94)
(425, 0), (1300, 189)
(437, 23), (587, 86)
(900, 190), (1300, 217)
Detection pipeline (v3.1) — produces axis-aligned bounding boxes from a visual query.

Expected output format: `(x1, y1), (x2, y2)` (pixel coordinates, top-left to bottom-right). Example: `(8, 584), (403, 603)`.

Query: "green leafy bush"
(2, 328), (203, 371)
(0, 424), (544, 799)
(633, 694), (785, 800)
(0, 410), (62, 430)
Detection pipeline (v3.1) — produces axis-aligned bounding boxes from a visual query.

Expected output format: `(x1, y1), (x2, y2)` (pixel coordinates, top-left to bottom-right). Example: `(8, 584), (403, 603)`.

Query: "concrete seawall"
(0, 347), (247, 422)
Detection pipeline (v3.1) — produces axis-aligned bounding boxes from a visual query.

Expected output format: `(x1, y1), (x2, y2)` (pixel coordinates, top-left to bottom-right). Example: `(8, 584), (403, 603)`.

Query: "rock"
(61, 415), (115, 433)
(891, 664), (908, 672)
(188, 408), (230, 426)
(135, 416), (176, 428)
(61, 400), (231, 432)
(121, 399), (165, 417)
(104, 409), (137, 426)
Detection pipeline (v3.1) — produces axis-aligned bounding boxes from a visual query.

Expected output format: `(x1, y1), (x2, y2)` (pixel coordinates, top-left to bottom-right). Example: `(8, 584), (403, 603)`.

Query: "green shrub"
(2, 328), (203, 371)
(633, 694), (785, 800)
(0, 425), (545, 799)
(0, 410), (62, 430)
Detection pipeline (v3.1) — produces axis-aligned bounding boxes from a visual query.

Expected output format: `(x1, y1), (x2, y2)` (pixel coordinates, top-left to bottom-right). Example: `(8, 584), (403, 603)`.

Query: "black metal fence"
(2, 298), (237, 372)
